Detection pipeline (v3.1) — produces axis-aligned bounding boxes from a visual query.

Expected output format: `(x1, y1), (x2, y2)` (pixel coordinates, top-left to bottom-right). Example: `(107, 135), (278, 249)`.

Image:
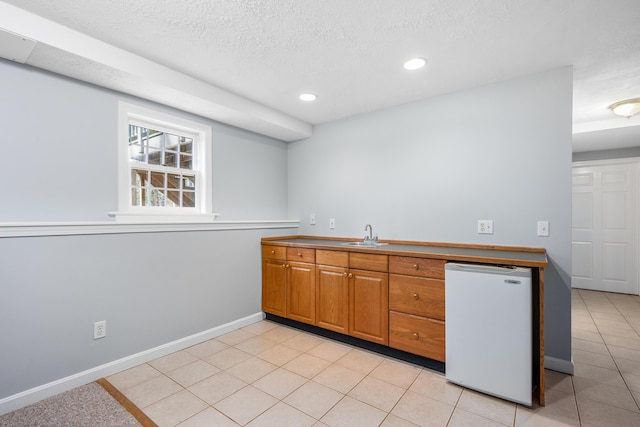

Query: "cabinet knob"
(412, 264), (419, 270)
(297, 252), (303, 257)
(343, 272), (348, 277)
(282, 264), (286, 268)
(285, 264), (290, 268)
(271, 250), (275, 255)
(412, 332), (419, 340)
(348, 273), (353, 278)
(412, 293), (419, 300)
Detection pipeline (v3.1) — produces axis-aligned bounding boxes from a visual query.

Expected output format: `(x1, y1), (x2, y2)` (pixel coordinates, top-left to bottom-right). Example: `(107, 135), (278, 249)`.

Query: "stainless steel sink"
(340, 241), (388, 248)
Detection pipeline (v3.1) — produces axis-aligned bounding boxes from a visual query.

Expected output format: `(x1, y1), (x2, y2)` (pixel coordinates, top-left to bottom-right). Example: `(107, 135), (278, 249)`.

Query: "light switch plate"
(310, 213), (316, 225)
(477, 220), (493, 234)
(329, 218), (335, 229)
(537, 221), (549, 237)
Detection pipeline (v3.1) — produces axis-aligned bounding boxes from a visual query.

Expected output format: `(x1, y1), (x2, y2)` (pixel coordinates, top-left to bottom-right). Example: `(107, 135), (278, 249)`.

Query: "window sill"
(0, 219), (300, 238)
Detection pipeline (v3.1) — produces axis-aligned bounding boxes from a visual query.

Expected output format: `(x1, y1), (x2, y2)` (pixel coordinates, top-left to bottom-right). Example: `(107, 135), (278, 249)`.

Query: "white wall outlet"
(329, 218), (336, 229)
(477, 220), (494, 234)
(94, 320), (106, 339)
(537, 221), (550, 237)
(310, 213), (316, 225)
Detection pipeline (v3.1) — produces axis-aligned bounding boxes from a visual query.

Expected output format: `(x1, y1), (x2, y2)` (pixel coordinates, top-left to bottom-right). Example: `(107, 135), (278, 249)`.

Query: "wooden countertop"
(262, 235), (548, 268)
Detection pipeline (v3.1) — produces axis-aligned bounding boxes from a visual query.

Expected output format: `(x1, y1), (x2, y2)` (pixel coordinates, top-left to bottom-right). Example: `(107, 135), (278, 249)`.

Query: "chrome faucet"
(364, 224), (378, 244)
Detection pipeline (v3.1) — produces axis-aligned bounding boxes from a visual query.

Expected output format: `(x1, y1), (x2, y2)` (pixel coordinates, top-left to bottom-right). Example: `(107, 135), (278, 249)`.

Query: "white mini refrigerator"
(445, 263), (532, 406)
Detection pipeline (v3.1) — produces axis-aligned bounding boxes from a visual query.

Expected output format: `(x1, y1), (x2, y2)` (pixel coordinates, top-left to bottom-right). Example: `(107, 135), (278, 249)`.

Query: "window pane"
(131, 188), (145, 206)
(150, 171), (165, 189)
(147, 147), (162, 165)
(150, 189), (165, 206)
(164, 151), (178, 168)
(131, 169), (148, 186)
(167, 174), (180, 189)
(182, 175), (195, 190)
(180, 139), (193, 153)
(129, 143), (145, 163)
(180, 154), (192, 170)
(166, 190), (180, 207)
(182, 191), (196, 208)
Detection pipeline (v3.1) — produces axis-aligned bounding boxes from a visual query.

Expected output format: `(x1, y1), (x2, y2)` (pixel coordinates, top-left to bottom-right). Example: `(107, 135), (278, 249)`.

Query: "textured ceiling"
(1, 0), (639, 147)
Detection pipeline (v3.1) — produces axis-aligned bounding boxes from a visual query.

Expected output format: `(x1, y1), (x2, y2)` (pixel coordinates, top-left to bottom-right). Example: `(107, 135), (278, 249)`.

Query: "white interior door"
(572, 160), (639, 295)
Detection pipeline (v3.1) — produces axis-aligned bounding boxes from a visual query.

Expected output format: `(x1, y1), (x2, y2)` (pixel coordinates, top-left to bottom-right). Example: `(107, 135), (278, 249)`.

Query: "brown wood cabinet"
(315, 250), (349, 334)
(349, 268), (389, 345)
(389, 255), (446, 361)
(262, 246), (287, 317)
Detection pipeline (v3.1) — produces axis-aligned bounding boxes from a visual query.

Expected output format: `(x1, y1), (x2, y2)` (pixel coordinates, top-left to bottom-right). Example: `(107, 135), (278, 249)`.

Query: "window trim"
(114, 102), (214, 222)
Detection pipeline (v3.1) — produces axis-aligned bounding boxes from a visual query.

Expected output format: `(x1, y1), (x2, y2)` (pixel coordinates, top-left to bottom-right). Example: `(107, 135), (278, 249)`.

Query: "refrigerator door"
(445, 263), (532, 406)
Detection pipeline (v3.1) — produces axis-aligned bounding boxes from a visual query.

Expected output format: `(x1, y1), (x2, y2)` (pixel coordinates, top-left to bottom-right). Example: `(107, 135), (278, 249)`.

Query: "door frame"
(572, 157), (640, 295)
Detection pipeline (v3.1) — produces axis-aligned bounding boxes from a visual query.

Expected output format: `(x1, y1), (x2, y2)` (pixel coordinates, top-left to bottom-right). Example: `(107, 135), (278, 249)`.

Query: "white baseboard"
(0, 312), (265, 416)
(544, 355), (574, 375)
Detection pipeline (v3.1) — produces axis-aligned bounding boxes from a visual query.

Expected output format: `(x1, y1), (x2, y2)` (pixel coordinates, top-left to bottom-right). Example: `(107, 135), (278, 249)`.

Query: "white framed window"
(114, 102), (214, 222)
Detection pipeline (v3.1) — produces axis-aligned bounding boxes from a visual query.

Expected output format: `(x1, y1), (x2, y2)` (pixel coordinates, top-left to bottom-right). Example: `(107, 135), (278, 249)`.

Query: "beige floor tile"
(187, 371), (247, 405)
(602, 335), (640, 351)
(246, 402), (316, 427)
(283, 353), (332, 378)
(571, 338), (609, 355)
(149, 350), (199, 373)
(456, 389), (516, 426)
(615, 356), (640, 376)
(515, 389), (579, 426)
(380, 414), (421, 427)
(600, 327), (640, 340)
(609, 345), (640, 361)
(571, 329), (605, 343)
(577, 396), (640, 427)
(123, 375), (183, 409)
(257, 343), (302, 366)
(144, 389), (208, 427)
(391, 390), (454, 427)
(177, 407), (240, 427)
(261, 325), (302, 343)
(573, 363), (627, 388)
(544, 370), (575, 395)
(253, 367), (307, 399)
(623, 372), (640, 393)
(166, 359), (220, 388)
(214, 385), (278, 426)
(573, 377), (639, 412)
(349, 376), (405, 411)
(572, 348), (617, 370)
(185, 338), (229, 359)
(226, 357), (278, 383)
(216, 328), (256, 346)
(234, 336), (279, 355)
(409, 370), (462, 405)
(241, 320), (279, 336)
(321, 396), (387, 427)
(107, 363), (161, 391)
(203, 347), (252, 370)
(313, 363), (365, 394)
(307, 340), (352, 362)
(369, 358), (421, 389)
(284, 380), (344, 419)
(335, 348), (384, 374)
(448, 408), (507, 427)
(281, 331), (325, 352)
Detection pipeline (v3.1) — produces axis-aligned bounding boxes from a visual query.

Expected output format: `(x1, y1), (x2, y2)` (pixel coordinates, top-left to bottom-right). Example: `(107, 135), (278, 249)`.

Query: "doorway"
(572, 159), (639, 295)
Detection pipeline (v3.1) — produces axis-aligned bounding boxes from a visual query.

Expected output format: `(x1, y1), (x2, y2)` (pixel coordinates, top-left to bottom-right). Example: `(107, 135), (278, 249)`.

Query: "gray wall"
(288, 67), (574, 365)
(0, 59), (292, 400)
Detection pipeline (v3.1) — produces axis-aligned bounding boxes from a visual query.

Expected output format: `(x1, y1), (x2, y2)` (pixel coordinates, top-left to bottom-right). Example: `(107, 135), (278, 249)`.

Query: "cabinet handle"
(348, 273), (353, 278)
(412, 264), (419, 270)
(412, 293), (419, 300)
(412, 332), (419, 340)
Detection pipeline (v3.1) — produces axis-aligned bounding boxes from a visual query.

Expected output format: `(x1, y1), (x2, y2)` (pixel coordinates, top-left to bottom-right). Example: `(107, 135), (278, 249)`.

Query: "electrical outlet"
(329, 218), (336, 229)
(310, 213), (316, 225)
(94, 320), (106, 339)
(477, 220), (493, 234)
(537, 221), (550, 237)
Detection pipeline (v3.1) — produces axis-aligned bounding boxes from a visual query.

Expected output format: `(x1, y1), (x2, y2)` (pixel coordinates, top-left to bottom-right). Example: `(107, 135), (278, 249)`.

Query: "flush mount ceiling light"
(403, 57), (427, 70)
(609, 98), (640, 118)
(299, 93), (317, 102)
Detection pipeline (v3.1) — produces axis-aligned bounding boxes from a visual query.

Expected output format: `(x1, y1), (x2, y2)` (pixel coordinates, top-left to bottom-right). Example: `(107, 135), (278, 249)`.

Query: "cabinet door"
(316, 265), (349, 334)
(287, 261), (316, 325)
(262, 258), (287, 317)
(349, 269), (389, 345)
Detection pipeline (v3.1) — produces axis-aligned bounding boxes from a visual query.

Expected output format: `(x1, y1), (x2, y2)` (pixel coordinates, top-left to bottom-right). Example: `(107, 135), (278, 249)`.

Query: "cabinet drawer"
(389, 256), (446, 279)
(262, 245), (286, 260)
(316, 250), (349, 267)
(287, 247), (316, 263)
(389, 311), (445, 362)
(389, 275), (445, 320)
(350, 252), (388, 272)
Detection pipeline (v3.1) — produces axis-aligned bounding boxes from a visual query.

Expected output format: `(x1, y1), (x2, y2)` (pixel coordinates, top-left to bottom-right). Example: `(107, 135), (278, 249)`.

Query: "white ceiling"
(1, 0), (639, 148)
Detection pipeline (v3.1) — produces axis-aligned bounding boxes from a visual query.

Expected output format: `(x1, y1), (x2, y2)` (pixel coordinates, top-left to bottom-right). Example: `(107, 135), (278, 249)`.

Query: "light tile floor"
(107, 289), (640, 427)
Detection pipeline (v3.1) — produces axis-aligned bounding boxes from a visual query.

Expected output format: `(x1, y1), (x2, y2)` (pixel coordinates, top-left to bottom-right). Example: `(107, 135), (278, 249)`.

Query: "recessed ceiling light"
(403, 57), (427, 71)
(299, 93), (317, 102)
(609, 98), (640, 118)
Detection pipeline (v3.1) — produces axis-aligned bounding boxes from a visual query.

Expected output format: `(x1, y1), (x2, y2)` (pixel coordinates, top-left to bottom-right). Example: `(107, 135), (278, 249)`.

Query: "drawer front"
(389, 256), (446, 279)
(262, 245), (286, 260)
(389, 311), (445, 362)
(316, 250), (349, 267)
(350, 252), (388, 272)
(287, 247), (316, 263)
(389, 275), (445, 320)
